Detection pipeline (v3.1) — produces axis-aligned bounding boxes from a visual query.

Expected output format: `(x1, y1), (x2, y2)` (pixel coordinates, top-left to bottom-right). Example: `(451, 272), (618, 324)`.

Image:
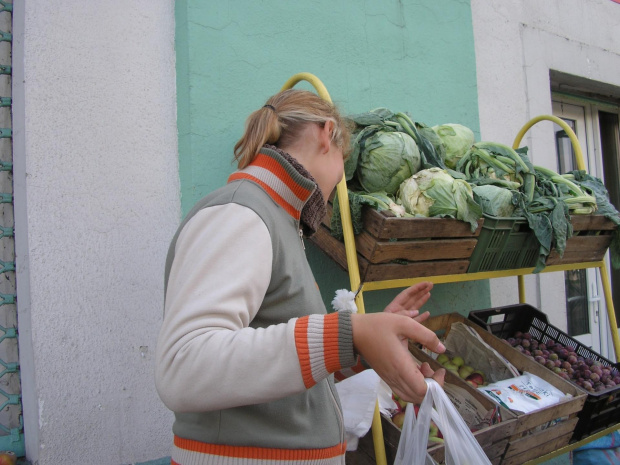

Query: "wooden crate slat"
(363, 207), (484, 239)
(502, 429), (575, 465)
(546, 235), (613, 265)
(362, 260), (471, 282)
(359, 233), (478, 263)
(570, 214), (617, 231)
(503, 417), (578, 460)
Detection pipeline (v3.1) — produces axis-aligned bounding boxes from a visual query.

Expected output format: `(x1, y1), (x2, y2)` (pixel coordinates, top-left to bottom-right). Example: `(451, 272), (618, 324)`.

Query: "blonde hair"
(233, 89), (352, 169)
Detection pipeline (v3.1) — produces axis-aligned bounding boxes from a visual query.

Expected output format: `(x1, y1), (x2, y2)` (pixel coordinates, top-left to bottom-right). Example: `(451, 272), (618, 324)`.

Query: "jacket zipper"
(298, 228), (305, 250)
(328, 380), (346, 450)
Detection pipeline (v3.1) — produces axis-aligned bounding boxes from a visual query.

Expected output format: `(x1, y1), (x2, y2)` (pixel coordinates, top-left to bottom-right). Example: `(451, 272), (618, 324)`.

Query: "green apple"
(458, 365), (474, 379)
(436, 353), (450, 365)
(443, 362), (459, 373)
(451, 356), (465, 367)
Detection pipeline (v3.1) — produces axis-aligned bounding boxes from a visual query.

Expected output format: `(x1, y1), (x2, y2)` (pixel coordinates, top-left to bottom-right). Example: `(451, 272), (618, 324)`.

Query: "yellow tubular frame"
(512, 115), (620, 362)
(280, 73), (385, 462)
(278, 75), (620, 464)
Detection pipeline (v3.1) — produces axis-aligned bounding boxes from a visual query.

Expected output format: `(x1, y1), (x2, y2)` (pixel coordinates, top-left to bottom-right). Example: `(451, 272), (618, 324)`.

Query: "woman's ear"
(319, 121), (335, 154)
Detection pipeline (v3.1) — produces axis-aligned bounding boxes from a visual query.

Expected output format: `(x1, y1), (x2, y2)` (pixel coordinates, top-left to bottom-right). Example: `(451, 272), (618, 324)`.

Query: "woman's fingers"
(384, 282), (433, 316)
(413, 311), (431, 323)
(351, 313), (445, 404)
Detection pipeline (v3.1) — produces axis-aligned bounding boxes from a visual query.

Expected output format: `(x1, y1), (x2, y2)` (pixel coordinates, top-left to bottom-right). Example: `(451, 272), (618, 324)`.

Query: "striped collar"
(227, 147), (317, 222)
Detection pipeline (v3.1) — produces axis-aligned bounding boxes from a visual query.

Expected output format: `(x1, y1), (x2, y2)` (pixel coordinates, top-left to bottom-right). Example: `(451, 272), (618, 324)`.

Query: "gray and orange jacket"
(155, 147), (359, 465)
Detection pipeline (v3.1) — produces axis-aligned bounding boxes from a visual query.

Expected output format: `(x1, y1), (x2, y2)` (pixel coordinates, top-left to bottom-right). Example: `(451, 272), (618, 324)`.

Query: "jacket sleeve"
(155, 203), (356, 413)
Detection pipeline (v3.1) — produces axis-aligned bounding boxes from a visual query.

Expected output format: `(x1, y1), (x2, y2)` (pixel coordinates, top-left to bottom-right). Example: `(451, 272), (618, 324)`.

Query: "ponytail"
(233, 106), (281, 169)
(233, 89), (351, 169)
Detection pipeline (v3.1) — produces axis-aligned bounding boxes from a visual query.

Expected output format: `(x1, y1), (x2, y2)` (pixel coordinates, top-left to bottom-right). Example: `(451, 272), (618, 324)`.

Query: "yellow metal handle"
(280, 73), (382, 463)
(513, 115), (620, 361)
(512, 114), (586, 171)
(280, 72), (332, 102)
(512, 116), (584, 305)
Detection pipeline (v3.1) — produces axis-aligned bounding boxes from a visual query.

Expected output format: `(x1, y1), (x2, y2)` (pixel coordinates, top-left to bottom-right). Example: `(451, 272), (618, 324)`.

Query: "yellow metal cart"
(280, 73), (620, 465)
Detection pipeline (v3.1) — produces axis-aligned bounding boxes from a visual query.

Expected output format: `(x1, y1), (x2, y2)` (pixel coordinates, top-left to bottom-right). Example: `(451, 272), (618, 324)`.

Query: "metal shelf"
(280, 73), (620, 465)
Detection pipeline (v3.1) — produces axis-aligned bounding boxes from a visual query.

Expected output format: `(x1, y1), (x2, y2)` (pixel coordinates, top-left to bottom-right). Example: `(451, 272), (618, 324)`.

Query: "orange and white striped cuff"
(294, 312), (355, 388)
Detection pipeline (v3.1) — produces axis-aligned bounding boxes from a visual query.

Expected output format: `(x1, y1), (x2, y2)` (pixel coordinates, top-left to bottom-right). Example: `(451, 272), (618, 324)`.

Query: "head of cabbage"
(357, 130), (421, 195)
(399, 167), (482, 232)
(472, 184), (516, 218)
(431, 123), (475, 169)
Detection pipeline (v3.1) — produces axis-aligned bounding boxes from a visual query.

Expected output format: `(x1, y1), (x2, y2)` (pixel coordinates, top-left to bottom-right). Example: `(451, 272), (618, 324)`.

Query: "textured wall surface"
(12, 1), (178, 463)
(176, 0), (491, 316)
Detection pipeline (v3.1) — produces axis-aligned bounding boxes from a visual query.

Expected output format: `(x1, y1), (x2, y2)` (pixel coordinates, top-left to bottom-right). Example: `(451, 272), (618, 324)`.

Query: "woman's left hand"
(383, 281), (433, 323)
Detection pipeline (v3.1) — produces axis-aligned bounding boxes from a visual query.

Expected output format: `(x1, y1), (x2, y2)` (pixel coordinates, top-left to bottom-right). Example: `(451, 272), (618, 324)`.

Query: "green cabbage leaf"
(398, 168), (482, 232)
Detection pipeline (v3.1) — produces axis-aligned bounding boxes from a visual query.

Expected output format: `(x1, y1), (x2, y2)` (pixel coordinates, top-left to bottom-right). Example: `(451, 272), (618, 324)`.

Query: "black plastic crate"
(468, 303), (620, 441)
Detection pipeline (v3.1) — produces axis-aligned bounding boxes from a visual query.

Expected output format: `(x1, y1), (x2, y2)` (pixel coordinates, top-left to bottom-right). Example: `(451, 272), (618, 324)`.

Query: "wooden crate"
(352, 360), (516, 465)
(308, 201), (483, 282)
(353, 413), (509, 465)
(411, 347), (515, 464)
(419, 313), (587, 464)
(545, 215), (616, 265)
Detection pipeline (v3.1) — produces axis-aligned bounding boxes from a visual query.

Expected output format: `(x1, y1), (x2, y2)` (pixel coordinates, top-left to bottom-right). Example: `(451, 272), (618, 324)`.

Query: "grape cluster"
(504, 331), (620, 393)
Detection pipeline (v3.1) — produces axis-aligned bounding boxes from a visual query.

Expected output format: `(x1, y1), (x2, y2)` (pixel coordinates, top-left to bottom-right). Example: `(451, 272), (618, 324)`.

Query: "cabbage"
(399, 167), (482, 232)
(472, 184), (516, 217)
(357, 130), (421, 195)
(431, 123), (475, 169)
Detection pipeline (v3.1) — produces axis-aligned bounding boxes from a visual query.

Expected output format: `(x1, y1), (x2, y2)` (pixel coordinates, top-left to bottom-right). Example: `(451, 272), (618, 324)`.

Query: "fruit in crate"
(428, 421), (444, 443)
(392, 392), (408, 410)
(465, 371), (485, 387)
(458, 365), (475, 379)
(390, 397), (443, 442)
(443, 362), (459, 374)
(437, 355), (486, 386)
(392, 410), (406, 428)
(503, 331), (620, 392)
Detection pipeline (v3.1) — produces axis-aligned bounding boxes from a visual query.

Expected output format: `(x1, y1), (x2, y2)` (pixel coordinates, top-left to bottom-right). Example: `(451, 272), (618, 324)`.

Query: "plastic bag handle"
(395, 380), (435, 465)
(395, 379), (492, 465)
(427, 380), (492, 465)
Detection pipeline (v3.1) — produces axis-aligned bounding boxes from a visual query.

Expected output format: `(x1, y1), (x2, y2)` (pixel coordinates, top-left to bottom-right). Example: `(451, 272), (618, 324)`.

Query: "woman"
(155, 89), (446, 465)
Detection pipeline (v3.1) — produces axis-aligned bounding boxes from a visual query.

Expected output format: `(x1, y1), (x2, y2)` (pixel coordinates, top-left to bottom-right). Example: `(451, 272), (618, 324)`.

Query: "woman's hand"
(384, 282), (433, 324)
(351, 312), (446, 404)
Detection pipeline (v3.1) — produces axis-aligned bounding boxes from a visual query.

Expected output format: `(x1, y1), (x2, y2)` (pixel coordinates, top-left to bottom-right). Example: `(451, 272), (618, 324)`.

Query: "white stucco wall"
(12, 2), (178, 464)
(471, 0), (620, 337)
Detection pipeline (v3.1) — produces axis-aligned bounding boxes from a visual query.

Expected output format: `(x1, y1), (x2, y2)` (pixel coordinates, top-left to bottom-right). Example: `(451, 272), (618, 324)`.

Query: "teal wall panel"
(175, 0), (490, 314)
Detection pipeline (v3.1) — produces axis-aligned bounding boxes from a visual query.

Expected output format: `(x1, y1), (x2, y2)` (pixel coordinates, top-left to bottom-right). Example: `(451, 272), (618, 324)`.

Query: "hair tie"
(263, 104), (276, 112)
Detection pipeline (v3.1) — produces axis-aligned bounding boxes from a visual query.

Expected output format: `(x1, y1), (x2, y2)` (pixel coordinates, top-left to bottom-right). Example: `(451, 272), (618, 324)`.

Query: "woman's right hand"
(351, 312), (446, 404)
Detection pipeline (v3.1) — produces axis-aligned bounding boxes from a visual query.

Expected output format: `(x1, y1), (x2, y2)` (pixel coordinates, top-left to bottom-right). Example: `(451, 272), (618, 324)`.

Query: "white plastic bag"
(334, 369), (382, 450)
(394, 379), (492, 465)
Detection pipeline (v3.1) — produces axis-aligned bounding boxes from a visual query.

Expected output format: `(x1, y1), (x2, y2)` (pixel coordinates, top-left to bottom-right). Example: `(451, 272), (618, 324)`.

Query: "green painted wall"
(175, 0), (491, 314)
